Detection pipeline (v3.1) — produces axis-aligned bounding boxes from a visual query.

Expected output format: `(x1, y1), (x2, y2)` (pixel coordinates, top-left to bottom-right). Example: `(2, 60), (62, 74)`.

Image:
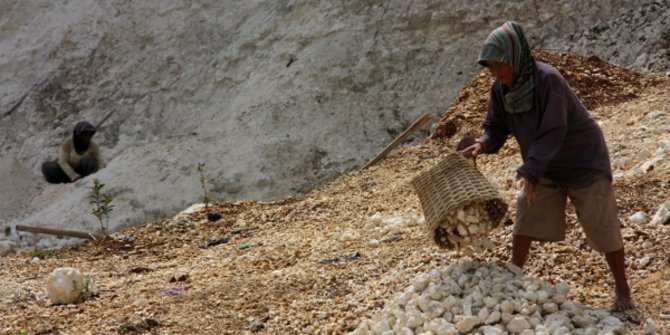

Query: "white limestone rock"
(46, 267), (86, 305)
(598, 315), (625, 333)
(455, 315), (480, 333)
(572, 315), (596, 328)
(627, 211), (647, 224)
(371, 319), (392, 334)
(481, 325), (505, 335)
(507, 316), (531, 334)
(411, 273), (431, 292)
(395, 289), (414, 306)
(643, 318), (659, 335)
(650, 201), (670, 225)
(638, 256), (651, 267)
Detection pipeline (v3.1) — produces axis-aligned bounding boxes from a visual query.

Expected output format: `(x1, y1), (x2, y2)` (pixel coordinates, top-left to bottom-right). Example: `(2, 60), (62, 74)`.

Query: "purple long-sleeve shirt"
(479, 61), (612, 188)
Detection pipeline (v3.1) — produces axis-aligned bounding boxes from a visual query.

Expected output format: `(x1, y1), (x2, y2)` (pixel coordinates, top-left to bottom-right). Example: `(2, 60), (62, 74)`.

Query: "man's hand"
(517, 173), (536, 205)
(459, 142), (483, 159)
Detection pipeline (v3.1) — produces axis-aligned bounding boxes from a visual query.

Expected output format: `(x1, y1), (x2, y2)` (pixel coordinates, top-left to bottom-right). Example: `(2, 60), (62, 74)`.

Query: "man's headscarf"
(73, 121), (96, 154)
(478, 21), (535, 114)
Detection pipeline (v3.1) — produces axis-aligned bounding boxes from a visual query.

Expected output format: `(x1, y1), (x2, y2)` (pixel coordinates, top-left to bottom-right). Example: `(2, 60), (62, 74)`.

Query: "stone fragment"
(477, 307), (490, 322)
(396, 290), (413, 306)
(572, 315), (595, 328)
(424, 318), (457, 335)
(543, 302), (559, 313)
(500, 301), (514, 314)
(643, 318), (659, 335)
(536, 290), (549, 304)
(371, 319), (391, 334)
(543, 313), (571, 333)
(481, 325), (504, 335)
(455, 315), (479, 333)
(411, 273), (431, 292)
(483, 296), (498, 308)
(638, 256), (651, 267)
(598, 315), (624, 333)
(406, 314), (425, 329)
(553, 326), (571, 335)
(485, 310), (501, 324)
(650, 201), (670, 225)
(507, 316), (531, 333)
(628, 211), (647, 224)
(424, 301), (445, 319)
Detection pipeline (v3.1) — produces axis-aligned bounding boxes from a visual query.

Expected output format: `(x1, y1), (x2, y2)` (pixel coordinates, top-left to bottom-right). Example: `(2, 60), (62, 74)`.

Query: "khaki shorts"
(514, 176), (624, 253)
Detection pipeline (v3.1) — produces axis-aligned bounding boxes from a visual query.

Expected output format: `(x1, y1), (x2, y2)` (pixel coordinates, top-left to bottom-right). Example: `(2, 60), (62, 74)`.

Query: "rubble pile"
(351, 260), (628, 335)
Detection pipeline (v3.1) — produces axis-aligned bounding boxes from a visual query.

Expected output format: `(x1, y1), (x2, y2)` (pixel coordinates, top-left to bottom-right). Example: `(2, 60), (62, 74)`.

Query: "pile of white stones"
(429, 202), (498, 255)
(350, 260), (627, 335)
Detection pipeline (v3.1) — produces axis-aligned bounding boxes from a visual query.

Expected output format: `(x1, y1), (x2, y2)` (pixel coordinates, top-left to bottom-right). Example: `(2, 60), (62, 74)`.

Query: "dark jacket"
(479, 61), (612, 188)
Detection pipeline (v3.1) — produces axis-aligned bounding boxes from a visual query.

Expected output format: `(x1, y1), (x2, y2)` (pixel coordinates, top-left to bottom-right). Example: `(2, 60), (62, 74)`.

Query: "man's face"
(487, 60), (514, 85)
(81, 131), (94, 143)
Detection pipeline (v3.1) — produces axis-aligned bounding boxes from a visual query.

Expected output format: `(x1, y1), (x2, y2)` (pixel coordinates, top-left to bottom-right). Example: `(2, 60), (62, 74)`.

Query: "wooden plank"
(360, 112), (434, 170)
(95, 109), (118, 129)
(15, 224), (104, 240)
(2, 90), (31, 117)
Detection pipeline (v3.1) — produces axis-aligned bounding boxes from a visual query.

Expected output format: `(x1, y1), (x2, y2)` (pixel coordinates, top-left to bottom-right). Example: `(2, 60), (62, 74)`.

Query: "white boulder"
(46, 267), (86, 305)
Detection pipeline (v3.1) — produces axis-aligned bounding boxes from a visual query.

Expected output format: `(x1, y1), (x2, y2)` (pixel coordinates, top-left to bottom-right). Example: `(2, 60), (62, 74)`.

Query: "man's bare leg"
(512, 235), (533, 268)
(605, 248), (634, 311)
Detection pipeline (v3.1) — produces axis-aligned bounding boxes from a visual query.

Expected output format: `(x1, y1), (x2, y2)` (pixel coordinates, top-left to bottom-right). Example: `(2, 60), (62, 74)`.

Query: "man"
(460, 21), (633, 311)
(41, 121), (104, 183)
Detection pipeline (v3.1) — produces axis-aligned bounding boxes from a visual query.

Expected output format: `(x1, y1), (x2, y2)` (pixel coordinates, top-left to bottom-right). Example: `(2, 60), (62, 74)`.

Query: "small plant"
(89, 178), (114, 236)
(73, 276), (96, 302)
(117, 322), (144, 334)
(27, 246), (52, 259)
(196, 162), (214, 209)
(117, 319), (158, 334)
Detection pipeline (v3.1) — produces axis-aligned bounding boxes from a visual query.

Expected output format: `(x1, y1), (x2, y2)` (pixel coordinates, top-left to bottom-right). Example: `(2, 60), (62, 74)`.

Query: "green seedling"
(117, 322), (145, 334)
(196, 162), (214, 210)
(89, 178), (114, 236)
(27, 246), (52, 259)
(66, 276), (95, 303)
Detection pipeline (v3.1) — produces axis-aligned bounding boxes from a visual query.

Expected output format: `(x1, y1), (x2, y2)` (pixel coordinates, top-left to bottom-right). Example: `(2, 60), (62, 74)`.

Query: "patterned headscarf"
(478, 21), (535, 114)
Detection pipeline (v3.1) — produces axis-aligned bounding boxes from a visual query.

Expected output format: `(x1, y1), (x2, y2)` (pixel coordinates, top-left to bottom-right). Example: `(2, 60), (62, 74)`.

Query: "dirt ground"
(1, 52), (669, 335)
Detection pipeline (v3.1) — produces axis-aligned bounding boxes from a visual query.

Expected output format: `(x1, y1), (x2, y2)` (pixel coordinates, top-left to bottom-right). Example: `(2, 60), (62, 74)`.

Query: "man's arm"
(57, 139), (81, 182)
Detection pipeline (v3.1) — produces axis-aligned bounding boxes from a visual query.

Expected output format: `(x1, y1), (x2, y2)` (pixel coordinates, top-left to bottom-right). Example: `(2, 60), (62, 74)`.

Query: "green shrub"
(196, 162), (213, 210)
(89, 178), (114, 236)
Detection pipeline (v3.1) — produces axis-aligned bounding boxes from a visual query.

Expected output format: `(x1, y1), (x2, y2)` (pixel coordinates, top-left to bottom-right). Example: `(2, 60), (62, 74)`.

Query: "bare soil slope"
(1, 52), (669, 334)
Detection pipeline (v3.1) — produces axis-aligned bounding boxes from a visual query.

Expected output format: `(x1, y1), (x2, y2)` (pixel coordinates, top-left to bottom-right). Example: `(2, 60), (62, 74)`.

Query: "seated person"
(41, 121), (105, 183)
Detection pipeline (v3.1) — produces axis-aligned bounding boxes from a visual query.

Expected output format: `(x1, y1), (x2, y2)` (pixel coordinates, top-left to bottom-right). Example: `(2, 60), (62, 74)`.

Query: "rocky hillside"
(1, 52), (668, 334)
(1, 0), (669, 246)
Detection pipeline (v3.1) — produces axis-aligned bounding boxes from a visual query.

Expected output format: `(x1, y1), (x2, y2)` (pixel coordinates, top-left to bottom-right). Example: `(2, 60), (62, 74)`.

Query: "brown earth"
(1, 52), (669, 334)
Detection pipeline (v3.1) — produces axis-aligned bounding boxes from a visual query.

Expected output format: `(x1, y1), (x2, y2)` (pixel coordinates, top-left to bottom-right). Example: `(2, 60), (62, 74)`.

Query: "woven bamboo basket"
(412, 153), (507, 248)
